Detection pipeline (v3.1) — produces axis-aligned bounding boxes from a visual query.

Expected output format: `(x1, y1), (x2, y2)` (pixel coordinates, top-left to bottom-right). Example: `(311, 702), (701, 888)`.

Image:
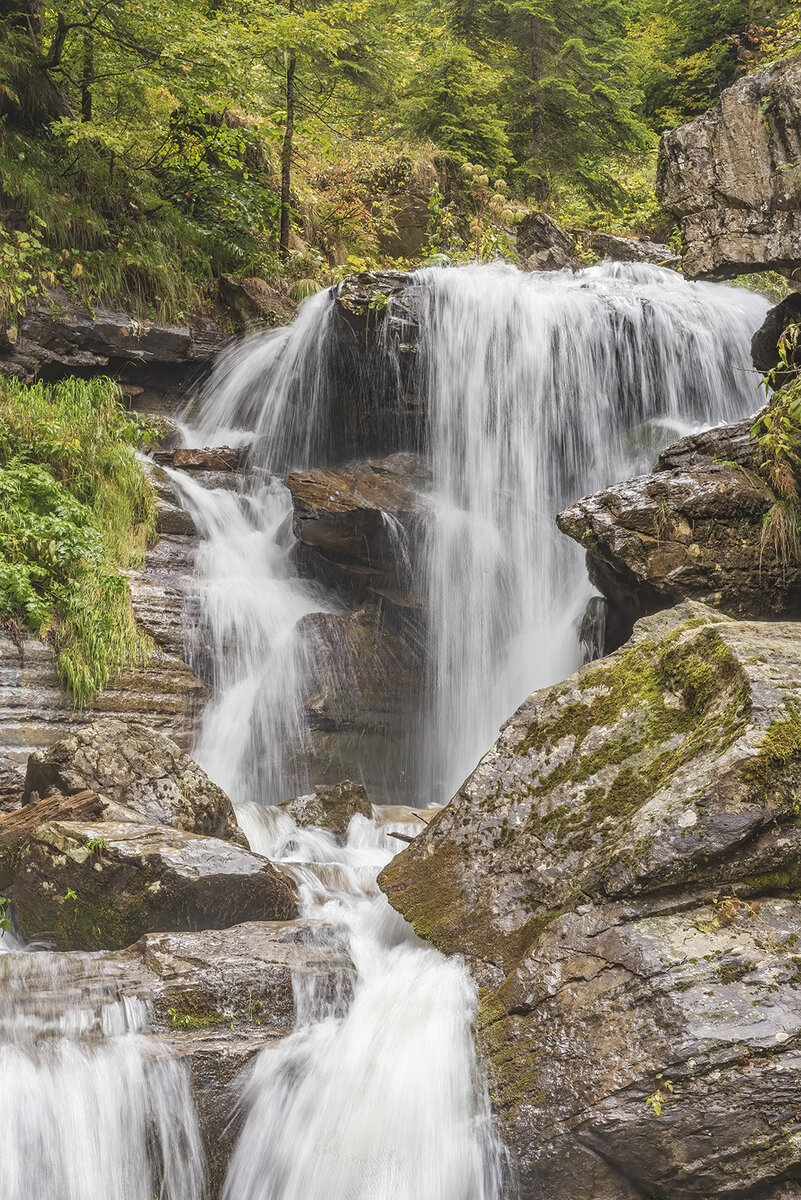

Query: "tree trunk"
(81, 32), (94, 121)
(528, 14), (549, 202)
(0, 1), (76, 128)
(279, 49), (297, 260)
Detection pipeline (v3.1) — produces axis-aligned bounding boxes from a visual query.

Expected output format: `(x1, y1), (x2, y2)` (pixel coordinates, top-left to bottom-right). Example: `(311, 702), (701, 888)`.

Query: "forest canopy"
(1, 0), (799, 319)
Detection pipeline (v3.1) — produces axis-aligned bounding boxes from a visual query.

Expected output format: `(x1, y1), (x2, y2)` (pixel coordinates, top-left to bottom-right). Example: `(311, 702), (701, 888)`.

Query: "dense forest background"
(1, 0), (800, 324)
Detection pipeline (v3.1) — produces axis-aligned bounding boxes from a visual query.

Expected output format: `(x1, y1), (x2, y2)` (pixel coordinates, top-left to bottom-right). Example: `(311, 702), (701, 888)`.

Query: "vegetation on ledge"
(0, 374), (156, 703)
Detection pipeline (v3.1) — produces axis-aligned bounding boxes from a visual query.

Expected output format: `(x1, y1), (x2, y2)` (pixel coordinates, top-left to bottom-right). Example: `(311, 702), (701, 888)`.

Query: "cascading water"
(164, 259), (768, 1197)
(0, 953), (204, 1200)
(415, 261), (767, 797)
(184, 260), (767, 808)
(0, 264), (770, 1196)
(224, 805), (505, 1200)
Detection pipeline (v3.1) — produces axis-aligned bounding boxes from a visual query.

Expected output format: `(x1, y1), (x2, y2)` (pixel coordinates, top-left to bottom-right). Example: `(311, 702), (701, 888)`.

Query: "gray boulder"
(658, 56), (801, 277)
(23, 718), (244, 844)
(12, 816), (298, 950)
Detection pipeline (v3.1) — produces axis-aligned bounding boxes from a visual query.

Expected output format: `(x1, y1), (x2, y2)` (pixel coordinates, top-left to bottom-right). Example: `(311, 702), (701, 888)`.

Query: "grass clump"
(0, 375), (156, 704)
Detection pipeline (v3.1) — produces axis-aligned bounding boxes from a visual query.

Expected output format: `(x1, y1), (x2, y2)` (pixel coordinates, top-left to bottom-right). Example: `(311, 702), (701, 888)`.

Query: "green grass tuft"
(0, 375), (156, 704)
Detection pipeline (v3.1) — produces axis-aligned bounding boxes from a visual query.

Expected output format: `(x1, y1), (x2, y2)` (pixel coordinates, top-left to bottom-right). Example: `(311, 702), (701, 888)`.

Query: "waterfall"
(185, 260), (767, 807)
(1, 262), (768, 1198)
(159, 259), (769, 1199)
(0, 953), (204, 1200)
(415, 261), (767, 797)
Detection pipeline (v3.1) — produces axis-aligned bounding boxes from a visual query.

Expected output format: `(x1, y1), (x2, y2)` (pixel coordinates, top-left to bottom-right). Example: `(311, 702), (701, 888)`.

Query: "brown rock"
(280, 780), (373, 840)
(12, 817), (298, 950)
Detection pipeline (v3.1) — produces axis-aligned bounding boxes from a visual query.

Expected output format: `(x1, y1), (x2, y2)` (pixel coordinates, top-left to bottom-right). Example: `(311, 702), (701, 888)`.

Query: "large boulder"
(22, 718), (244, 844)
(280, 780), (373, 840)
(657, 56), (801, 278)
(555, 418), (800, 646)
(379, 603), (801, 1198)
(12, 816), (298, 950)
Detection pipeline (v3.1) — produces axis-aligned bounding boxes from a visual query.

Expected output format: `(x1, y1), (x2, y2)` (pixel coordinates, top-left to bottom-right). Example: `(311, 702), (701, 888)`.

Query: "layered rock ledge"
(556, 418), (800, 645)
(380, 603), (801, 1199)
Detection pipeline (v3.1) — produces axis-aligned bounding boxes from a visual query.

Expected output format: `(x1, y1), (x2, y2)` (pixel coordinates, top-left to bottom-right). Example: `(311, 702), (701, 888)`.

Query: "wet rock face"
(556, 418), (800, 643)
(379, 604), (801, 1198)
(0, 631), (206, 776)
(287, 453), (428, 604)
(280, 780), (373, 841)
(23, 718), (244, 844)
(658, 56), (801, 277)
(12, 816), (298, 950)
(297, 601), (425, 802)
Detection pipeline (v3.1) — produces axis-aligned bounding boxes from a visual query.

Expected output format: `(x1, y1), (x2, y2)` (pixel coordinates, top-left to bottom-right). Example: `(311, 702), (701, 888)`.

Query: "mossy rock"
(379, 603), (801, 982)
(12, 817), (298, 950)
(280, 780), (373, 841)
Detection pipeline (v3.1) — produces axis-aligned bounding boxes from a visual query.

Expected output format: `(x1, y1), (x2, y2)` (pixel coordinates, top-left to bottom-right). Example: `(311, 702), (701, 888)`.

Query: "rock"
(379, 603), (801, 1198)
(0, 760), (25, 813)
(218, 275), (295, 328)
(0, 286), (228, 382)
(555, 418), (798, 645)
(653, 416), (762, 471)
(157, 446), (246, 472)
(0, 788), (104, 888)
(287, 456), (428, 604)
(23, 718), (244, 844)
(280, 780), (373, 840)
(297, 601), (424, 803)
(657, 56), (801, 278)
(574, 230), (681, 269)
(12, 817), (298, 950)
(0, 631), (206, 776)
(517, 212), (578, 271)
(333, 270), (412, 337)
(752, 292), (801, 377)
(127, 467), (197, 657)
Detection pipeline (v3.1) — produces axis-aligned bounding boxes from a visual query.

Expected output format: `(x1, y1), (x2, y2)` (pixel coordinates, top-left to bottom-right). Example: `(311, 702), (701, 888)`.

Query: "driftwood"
(387, 830), (415, 844)
(0, 789), (104, 888)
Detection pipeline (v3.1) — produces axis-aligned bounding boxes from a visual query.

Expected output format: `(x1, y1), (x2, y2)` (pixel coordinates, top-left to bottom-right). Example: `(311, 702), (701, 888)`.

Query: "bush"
(0, 375), (156, 704)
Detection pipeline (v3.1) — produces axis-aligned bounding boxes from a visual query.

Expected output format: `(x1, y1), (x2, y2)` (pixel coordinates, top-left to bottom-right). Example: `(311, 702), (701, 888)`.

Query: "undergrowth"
(0, 375), (157, 704)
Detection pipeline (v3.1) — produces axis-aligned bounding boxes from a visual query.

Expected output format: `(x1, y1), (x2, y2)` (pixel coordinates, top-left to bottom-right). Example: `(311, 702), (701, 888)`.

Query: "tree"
(498, 0), (652, 203)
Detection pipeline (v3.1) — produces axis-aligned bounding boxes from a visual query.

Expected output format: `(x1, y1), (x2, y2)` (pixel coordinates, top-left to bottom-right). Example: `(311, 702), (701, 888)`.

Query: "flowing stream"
(0, 261), (769, 1197)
